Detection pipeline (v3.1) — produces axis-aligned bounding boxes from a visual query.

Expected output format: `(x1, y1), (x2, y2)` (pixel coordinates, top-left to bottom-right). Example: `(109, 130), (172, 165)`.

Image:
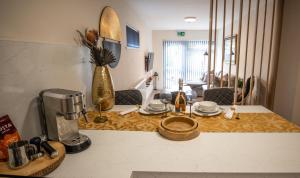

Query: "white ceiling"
(124, 0), (210, 30)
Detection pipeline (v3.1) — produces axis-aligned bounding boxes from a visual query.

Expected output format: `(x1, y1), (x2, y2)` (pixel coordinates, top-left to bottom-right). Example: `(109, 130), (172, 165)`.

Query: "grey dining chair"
(203, 87), (234, 105)
(115, 89), (143, 105)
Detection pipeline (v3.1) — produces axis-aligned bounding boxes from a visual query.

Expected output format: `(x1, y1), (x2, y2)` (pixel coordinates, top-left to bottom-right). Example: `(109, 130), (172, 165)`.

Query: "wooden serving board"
(0, 141), (65, 177)
(158, 116), (200, 141)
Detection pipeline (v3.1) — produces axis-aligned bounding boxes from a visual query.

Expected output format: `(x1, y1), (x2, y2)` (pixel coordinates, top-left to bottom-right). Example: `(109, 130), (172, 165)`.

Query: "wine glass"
(94, 97), (108, 123)
(187, 97), (195, 118)
(160, 92), (172, 118)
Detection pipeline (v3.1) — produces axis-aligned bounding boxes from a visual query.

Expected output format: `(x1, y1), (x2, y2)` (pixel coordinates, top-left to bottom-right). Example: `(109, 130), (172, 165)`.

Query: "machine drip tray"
(62, 134), (91, 154)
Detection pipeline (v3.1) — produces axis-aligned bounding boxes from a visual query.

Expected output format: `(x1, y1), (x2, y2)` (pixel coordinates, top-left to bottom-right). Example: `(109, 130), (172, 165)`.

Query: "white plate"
(192, 108), (223, 117)
(146, 106), (166, 112)
(197, 101), (217, 110)
(138, 107), (171, 115)
(196, 106), (219, 113)
(193, 102), (219, 113)
(149, 99), (164, 109)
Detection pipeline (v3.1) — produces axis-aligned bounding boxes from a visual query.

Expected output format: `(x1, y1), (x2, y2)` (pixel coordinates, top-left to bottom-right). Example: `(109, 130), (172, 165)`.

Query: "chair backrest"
(203, 87), (234, 105)
(236, 76), (254, 103)
(244, 77), (252, 98)
(115, 89), (143, 105)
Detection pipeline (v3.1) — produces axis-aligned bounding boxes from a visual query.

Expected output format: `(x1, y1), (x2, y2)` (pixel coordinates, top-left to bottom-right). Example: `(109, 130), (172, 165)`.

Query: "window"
(163, 40), (210, 89)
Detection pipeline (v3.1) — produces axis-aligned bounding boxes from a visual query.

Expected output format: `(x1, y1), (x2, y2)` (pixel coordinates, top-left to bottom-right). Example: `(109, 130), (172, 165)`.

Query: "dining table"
(48, 105), (300, 178)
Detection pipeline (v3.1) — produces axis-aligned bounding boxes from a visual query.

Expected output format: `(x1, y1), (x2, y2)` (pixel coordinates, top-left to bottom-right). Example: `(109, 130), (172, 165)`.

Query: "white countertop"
(49, 106), (300, 178)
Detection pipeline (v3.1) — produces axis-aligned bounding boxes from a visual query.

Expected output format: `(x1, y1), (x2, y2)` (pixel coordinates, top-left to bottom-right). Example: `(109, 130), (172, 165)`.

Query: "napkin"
(224, 109), (234, 119)
(120, 107), (138, 116)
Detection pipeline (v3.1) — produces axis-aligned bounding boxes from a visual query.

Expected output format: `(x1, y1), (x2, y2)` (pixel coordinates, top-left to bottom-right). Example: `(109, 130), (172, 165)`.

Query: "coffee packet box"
(0, 115), (21, 161)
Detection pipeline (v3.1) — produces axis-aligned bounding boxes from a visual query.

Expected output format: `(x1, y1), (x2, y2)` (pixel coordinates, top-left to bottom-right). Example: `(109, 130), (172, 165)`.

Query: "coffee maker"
(39, 89), (91, 153)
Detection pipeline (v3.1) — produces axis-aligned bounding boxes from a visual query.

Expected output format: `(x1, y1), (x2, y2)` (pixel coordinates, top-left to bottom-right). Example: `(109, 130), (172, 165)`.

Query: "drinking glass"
(187, 97), (195, 118)
(160, 93), (172, 118)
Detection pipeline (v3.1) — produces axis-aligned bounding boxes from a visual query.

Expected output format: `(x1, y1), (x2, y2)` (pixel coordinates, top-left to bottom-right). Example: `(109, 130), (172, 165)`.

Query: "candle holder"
(94, 98), (108, 123)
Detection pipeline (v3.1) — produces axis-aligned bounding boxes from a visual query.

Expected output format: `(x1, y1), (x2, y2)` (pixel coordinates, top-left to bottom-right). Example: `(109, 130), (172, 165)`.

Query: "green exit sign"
(177, 31), (185, 37)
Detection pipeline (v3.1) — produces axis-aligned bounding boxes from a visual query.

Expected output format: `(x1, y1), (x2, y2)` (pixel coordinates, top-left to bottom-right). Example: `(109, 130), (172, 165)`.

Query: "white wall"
(0, 0), (152, 139)
(274, 0), (300, 124)
(152, 30), (209, 89)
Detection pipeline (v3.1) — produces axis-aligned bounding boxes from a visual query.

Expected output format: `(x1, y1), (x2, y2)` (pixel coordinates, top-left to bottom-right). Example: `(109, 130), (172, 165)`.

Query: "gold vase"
(92, 65), (115, 111)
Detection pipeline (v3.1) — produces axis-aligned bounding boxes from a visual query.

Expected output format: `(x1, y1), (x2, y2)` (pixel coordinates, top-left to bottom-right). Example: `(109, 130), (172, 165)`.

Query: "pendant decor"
(76, 6), (122, 111)
(99, 6), (122, 42)
(99, 6), (122, 69)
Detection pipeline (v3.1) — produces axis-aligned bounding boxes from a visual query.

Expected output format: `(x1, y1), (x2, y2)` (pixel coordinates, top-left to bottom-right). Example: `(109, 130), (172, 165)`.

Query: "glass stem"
(99, 103), (102, 117)
(164, 103), (167, 117)
(189, 104), (192, 118)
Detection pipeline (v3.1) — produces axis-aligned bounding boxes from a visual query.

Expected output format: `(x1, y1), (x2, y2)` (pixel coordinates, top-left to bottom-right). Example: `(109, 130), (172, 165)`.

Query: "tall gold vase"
(92, 65), (115, 111)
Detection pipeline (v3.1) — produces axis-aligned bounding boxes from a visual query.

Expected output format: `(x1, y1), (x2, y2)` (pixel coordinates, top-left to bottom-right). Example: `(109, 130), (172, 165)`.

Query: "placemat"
(79, 111), (300, 132)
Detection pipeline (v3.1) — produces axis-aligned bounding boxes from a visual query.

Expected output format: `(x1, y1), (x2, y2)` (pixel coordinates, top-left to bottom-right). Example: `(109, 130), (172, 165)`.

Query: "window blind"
(163, 40), (209, 89)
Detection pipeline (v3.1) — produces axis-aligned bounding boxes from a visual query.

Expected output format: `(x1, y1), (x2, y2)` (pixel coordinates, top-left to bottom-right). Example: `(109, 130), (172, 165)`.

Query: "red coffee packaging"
(0, 115), (21, 162)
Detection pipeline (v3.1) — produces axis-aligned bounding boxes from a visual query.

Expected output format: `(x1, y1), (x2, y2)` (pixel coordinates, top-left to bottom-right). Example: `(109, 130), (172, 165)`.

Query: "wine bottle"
(175, 78), (186, 113)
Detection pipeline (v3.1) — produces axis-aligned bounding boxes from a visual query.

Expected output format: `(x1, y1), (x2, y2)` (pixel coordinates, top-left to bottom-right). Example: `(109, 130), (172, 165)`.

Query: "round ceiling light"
(184, 17), (197, 23)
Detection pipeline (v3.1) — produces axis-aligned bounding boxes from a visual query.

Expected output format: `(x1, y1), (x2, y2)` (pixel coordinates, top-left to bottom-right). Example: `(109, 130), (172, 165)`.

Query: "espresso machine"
(39, 89), (91, 153)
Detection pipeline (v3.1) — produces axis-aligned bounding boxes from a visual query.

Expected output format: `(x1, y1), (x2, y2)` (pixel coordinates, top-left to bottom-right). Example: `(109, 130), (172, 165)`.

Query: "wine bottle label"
(175, 92), (181, 112)
(175, 92), (187, 113)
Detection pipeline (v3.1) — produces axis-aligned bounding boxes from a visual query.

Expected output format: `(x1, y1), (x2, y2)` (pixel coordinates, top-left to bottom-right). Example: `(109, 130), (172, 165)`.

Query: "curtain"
(163, 40), (209, 89)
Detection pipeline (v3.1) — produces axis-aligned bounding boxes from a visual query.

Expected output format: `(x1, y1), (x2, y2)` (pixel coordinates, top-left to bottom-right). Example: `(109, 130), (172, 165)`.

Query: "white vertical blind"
(163, 40), (209, 89)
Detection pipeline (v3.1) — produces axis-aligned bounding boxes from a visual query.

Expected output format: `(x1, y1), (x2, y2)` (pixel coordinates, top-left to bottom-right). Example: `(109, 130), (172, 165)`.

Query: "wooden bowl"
(158, 116), (200, 141)
(161, 116), (197, 132)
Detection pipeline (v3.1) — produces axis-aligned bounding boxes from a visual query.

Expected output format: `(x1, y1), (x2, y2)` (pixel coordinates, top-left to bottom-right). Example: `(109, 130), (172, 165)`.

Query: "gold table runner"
(79, 111), (300, 132)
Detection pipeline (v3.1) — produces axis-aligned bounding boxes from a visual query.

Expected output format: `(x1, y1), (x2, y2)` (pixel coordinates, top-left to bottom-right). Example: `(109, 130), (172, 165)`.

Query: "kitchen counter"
(49, 106), (300, 178)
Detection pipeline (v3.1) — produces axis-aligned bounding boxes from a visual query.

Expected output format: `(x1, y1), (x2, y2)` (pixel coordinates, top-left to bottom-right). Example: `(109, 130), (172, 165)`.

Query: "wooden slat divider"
(208, 0), (214, 89)
(228, 0), (235, 88)
(267, 0), (283, 109)
(265, 0), (276, 106)
(208, 0), (280, 107)
(213, 0), (218, 87)
(220, 0), (227, 88)
(249, 0), (261, 104)
(258, 0), (268, 105)
(241, 0), (252, 105)
(234, 0), (244, 105)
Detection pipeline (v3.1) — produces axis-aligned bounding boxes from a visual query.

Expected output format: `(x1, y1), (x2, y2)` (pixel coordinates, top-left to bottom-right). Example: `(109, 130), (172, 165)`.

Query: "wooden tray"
(158, 116), (200, 141)
(0, 141), (65, 177)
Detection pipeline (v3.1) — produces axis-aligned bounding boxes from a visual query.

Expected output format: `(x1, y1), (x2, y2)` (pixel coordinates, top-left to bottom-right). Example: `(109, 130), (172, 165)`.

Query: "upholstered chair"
(203, 87), (234, 105)
(115, 90), (143, 105)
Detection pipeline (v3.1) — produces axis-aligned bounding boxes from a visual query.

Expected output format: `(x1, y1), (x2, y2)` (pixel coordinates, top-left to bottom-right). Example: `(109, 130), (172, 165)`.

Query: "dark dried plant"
(76, 30), (116, 66)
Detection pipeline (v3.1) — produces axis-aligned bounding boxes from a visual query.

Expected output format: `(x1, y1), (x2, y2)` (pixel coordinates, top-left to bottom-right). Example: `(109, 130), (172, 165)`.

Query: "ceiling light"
(184, 17), (197, 23)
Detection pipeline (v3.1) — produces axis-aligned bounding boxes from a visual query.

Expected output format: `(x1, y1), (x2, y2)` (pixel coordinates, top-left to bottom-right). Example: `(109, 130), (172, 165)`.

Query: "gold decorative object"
(77, 6), (123, 111)
(92, 66), (115, 111)
(99, 6), (122, 41)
